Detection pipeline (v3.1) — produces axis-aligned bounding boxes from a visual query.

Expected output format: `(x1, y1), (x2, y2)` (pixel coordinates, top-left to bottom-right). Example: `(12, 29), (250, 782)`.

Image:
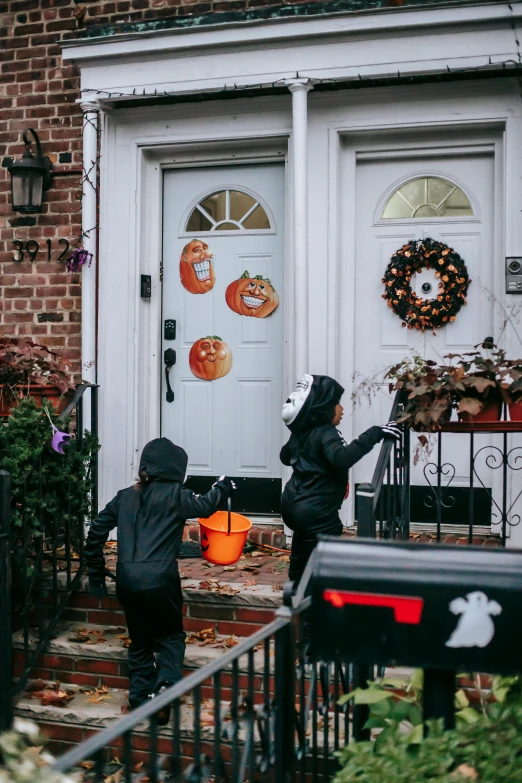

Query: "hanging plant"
(65, 247), (92, 273)
(382, 238), (471, 331)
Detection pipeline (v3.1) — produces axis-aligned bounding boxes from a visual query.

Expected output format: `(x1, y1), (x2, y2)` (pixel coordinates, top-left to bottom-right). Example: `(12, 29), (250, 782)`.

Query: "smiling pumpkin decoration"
(180, 239), (215, 294)
(225, 271), (279, 318)
(189, 336), (232, 381)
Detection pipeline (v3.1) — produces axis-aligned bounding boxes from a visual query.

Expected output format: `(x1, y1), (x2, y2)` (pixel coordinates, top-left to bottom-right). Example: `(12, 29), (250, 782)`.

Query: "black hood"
(139, 438), (188, 483)
(287, 375), (344, 434)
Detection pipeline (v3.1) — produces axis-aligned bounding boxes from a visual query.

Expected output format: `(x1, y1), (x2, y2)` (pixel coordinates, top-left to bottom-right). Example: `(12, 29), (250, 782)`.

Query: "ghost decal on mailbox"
(445, 591), (502, 649)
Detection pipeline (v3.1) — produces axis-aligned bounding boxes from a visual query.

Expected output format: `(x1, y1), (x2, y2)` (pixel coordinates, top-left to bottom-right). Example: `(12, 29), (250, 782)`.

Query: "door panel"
(161, 164), (285, 513)
(352, 151), (496, 520)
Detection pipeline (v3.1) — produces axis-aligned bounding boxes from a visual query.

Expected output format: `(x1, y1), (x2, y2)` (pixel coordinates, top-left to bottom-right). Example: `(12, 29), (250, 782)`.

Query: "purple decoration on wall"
(66, 247), (93, 273)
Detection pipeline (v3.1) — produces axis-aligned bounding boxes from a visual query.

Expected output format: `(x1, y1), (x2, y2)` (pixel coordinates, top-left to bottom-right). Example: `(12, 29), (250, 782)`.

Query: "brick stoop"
(14, 574), (283, 755)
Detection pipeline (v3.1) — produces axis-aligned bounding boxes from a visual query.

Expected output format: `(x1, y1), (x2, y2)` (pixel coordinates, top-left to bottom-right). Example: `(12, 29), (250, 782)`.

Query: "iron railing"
(356, 393), (520, 545)
(52, 594), (368, 783)
(415, 417), (522, 545)
(1, 384), (99, 720)
(356, 391), (410, 541)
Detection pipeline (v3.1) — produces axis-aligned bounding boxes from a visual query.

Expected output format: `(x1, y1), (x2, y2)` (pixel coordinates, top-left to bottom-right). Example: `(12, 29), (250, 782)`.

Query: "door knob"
(164, 348), (176, 403)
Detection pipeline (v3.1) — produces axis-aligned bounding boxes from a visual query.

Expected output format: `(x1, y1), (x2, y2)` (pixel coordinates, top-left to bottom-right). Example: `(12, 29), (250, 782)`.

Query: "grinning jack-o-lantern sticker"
(180, 239), (215, 294)
(225, 271), (279, 318)
(189, 336), (232, 381)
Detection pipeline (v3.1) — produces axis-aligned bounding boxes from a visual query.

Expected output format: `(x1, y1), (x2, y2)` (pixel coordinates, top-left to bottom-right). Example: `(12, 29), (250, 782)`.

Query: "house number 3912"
(12, 239), (71, 263)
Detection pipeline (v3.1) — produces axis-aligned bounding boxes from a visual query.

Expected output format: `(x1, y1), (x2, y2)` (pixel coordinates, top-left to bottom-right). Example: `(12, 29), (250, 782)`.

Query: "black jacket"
(280, 375), (384, 527)
(280, 424), (384, 523)
(84, 438), (225, 592)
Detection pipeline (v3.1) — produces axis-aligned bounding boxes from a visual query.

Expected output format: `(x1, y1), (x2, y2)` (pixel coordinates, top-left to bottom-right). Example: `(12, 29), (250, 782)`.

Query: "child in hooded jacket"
(280, 374), (400, 594)
(84, 437), (234, 722)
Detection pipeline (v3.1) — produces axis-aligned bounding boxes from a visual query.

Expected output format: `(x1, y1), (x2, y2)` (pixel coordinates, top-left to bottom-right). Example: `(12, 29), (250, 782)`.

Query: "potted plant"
(450, 346), (506, 423)
(0, 338), (73, 417)
(385, 352), (454, 432)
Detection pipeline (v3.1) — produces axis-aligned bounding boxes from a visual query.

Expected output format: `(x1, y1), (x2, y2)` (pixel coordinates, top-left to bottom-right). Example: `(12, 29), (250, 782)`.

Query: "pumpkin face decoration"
(179, 239), (215, 294)
(189, 336), (232, 381)
(225, 271), (279, 318)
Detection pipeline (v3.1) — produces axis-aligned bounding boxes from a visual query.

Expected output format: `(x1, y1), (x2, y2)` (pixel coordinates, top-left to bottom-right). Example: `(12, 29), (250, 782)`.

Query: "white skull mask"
(282, 374), (313, 425)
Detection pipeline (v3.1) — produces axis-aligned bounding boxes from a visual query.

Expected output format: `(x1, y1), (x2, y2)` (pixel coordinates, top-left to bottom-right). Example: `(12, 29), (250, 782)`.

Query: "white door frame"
(97, 110), (293, 506)
(330, 119), (507, 525)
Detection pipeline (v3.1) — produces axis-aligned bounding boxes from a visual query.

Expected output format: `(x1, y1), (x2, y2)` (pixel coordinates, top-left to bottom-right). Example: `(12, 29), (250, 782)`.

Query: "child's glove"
(381, 421), (402, 441)
(213, 476), (237, 497)
(89, 575), (108, 599)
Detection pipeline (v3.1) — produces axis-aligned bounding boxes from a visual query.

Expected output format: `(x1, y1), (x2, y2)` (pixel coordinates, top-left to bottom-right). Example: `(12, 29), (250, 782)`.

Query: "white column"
(79, 99), (99, 390)
(287, 79), (312, 381)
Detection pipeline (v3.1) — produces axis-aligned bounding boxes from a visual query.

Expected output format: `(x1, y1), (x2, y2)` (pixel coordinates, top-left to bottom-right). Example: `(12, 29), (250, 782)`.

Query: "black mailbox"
(310, 538), (522, 675)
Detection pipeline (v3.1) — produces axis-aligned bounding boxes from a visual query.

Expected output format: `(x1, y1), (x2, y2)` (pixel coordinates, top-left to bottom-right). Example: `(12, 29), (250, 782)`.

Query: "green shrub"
(334, 675), (522, 783)
(0, 398), (99, 609)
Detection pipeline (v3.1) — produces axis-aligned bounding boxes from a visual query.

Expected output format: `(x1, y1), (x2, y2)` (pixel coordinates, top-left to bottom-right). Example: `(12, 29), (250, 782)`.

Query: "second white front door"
(350, 143), (497, 525)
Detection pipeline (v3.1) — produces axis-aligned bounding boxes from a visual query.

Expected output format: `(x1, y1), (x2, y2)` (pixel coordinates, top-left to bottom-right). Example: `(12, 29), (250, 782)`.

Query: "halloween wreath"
(382, 237), (471, 331)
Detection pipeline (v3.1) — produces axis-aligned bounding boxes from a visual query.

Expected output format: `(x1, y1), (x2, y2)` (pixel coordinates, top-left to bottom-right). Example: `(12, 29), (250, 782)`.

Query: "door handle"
(164, 348), (176, 403)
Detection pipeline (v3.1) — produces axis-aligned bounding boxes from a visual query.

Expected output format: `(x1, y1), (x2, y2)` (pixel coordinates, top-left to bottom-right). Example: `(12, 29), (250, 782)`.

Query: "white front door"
(161, 163), (285, 513)
(352, 147), (497, 526)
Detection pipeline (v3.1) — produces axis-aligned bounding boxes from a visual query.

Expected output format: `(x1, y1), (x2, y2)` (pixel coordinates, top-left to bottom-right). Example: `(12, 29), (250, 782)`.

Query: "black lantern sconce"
(8, 128), (53, 214)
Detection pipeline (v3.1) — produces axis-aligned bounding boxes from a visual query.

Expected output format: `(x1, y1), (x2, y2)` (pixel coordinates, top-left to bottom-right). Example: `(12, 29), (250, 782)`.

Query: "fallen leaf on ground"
(33, 690), (74, 707)
(238, 564), (259, 572)
(88, 694), (112, 703)
(250, 551), (264, 558)
(222, 566), (236, 572)
(104, 626), (126, 635)
(219, 584), (239, 596)
(117, 634), (131, 648)
(243, 580), (257, 587)
(79, 761), (95, 770)
(278, 555), (290, 563)
(69, 628), (107, 645)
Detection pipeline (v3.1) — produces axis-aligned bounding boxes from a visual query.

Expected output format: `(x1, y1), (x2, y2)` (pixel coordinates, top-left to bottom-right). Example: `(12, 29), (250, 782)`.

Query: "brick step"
(13, 621), (270, 693)
(36, 576), (281, 636)
(16, 682), (348, 766)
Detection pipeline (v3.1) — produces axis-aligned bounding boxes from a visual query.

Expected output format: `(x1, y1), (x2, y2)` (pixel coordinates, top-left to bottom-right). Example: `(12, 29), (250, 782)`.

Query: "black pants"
(117, 576), (186, 710)
(282, 493), (343, 642)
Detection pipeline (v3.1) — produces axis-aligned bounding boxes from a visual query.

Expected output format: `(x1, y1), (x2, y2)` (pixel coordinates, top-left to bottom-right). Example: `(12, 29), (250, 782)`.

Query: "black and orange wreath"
(382, 238), (471, 331)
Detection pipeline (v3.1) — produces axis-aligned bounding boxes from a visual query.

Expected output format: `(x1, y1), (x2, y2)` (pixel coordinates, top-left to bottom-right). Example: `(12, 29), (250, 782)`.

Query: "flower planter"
(0, 384), (70, 418)
(509, 399), (522, 422)
(459, 402), (502, 424)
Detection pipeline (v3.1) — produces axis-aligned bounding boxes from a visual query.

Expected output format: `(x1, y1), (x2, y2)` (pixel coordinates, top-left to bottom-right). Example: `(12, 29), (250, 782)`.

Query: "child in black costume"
(84, 437), (234, 722)
(280, 375), (400, 591)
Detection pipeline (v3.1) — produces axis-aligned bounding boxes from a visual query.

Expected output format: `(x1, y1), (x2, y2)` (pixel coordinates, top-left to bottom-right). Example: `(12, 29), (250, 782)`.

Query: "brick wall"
(0, 0), (288, 379)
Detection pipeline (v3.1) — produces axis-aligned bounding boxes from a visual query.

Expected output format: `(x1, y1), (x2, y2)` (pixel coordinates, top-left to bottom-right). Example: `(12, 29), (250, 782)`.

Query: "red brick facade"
(0, 0), (278, 378)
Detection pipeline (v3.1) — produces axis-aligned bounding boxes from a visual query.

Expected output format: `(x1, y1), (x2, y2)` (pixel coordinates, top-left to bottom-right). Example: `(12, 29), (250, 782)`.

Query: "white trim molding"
(287, 79), (313, 381)
(78, 99), (100, 390)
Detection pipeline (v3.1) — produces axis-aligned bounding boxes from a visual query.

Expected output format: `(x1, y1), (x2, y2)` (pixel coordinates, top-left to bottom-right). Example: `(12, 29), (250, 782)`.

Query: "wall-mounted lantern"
(8, 128), (53, 214)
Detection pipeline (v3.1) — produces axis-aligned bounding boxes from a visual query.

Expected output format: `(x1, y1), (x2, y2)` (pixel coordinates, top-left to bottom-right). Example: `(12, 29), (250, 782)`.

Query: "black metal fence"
(356, 392), (411, 541)
(0, 384), (99, 729)
(52, 593), (369, 783)
(356, 393), (520, 545)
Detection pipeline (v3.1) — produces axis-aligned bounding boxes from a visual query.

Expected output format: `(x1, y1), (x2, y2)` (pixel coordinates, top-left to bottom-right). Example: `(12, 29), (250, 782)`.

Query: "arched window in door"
(382, 176), (473, 219)
(185, 189), (272, 232)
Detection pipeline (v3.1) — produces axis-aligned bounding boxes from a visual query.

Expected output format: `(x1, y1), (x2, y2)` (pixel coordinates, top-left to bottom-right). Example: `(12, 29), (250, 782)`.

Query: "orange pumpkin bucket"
(199, 497), (252, 566)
